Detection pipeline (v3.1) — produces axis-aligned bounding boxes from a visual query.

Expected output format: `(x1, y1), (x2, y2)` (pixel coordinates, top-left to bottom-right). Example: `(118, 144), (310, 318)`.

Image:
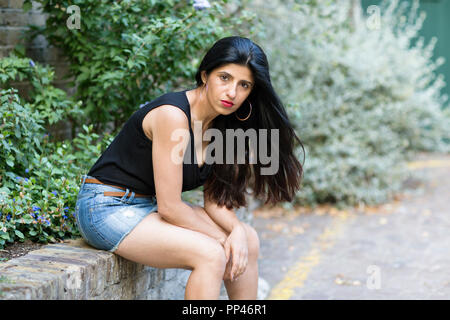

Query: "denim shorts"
(74, 175), (158, 253)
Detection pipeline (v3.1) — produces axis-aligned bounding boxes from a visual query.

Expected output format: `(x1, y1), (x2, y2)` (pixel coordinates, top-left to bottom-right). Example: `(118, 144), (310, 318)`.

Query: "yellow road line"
(407, 159), (450, 170)
(267, 158), (448, 300)
(267, 211), (354, 300)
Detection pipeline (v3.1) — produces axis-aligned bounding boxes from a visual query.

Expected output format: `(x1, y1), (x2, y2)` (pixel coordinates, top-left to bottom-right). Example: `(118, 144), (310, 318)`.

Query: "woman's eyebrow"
(218, 71), (253, 85)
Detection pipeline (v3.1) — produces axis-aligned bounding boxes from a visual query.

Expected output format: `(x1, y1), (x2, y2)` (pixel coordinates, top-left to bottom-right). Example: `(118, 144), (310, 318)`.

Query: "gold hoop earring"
(235, 101), (252, 121)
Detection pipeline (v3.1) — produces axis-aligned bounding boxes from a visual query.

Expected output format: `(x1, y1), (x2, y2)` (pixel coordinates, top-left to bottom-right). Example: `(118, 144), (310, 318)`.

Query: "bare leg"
(114, 212), (227, 300)
(224, 224), (259, 300)
(188, 206), (261, 300)
(185, 264), (225, 300)
(223, 248), (259, 299)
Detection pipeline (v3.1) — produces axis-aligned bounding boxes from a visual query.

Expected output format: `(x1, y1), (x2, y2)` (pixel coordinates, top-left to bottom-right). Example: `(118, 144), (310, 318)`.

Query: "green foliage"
(0, 87), (113, 249)
(251, 0), (450, 209)
(21, 0), (259, 134)
(0, 54), (83, 125)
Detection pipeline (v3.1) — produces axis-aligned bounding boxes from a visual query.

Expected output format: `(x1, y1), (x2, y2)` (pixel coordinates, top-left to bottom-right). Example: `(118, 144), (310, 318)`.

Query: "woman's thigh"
(114, 212), (226, 270)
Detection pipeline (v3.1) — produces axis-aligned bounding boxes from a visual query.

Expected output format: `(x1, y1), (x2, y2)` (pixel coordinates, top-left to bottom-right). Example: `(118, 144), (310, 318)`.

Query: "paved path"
(253, 152), (450, 299)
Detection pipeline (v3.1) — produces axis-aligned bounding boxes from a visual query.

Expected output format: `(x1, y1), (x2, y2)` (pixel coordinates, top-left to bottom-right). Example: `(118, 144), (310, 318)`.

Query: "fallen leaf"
(290, 226), (305, 234)
(422, 209), (431, 216)
(267, 222), (288, 233)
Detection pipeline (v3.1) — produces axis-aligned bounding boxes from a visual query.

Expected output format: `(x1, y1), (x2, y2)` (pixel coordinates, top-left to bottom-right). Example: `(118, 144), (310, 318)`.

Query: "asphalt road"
(253, 152), (450, 300)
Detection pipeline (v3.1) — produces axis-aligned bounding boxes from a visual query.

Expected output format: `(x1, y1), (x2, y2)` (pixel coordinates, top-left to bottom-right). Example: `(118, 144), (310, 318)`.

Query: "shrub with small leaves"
(251, 0), (450, 209)
(0, 54), (83, 126)
(0, 88), (113, 249)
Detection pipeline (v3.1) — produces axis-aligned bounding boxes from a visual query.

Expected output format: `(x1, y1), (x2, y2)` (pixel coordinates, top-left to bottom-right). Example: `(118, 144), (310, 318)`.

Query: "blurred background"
(0, 1), (449, 299)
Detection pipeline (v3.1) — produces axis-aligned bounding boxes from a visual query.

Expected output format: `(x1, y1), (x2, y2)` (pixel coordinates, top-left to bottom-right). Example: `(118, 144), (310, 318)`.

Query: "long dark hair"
(197, 36), (305, 210)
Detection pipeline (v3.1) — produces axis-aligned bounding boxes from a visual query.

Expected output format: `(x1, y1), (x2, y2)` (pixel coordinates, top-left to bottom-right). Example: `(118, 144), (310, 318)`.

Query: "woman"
(75, 36), (304, 300)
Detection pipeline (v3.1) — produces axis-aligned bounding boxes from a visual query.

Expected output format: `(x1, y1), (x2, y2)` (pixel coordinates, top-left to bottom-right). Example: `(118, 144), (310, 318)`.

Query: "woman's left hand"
(223, 223), (248, 281)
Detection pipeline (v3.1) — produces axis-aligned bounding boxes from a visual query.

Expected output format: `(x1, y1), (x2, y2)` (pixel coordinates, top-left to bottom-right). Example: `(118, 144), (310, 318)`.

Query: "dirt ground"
(0, 239), (45, 262)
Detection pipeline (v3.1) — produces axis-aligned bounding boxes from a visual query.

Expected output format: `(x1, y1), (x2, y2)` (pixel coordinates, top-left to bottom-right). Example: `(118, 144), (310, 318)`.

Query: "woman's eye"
(220, 75), (228, 80)
(242, 83), (249, 89)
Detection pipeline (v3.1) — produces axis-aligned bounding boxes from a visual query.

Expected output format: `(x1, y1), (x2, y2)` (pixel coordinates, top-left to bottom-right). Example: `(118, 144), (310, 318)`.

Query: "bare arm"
(203, 191), (242, 234)
(150, 105), (227, 243)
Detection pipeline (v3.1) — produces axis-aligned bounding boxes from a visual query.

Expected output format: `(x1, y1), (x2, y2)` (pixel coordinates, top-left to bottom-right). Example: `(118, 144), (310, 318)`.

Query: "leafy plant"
(21, 0), (260, 134)
(250, 0), (450, 209)
(0, 87), (113, 249)
(0, 54), (83, 126)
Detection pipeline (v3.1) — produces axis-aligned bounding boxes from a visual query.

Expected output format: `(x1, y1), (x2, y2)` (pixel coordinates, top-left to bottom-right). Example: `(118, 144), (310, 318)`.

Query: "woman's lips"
(221, 100), (234, 108)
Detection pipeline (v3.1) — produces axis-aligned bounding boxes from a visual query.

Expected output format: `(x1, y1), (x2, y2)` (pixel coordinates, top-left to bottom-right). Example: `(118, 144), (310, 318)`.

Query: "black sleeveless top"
(87, 89), (213, 195)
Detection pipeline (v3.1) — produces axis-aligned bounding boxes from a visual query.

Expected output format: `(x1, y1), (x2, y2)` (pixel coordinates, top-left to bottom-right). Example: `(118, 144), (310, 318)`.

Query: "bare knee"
(194, 241), (227, 275)
(243, 223), (260, 261)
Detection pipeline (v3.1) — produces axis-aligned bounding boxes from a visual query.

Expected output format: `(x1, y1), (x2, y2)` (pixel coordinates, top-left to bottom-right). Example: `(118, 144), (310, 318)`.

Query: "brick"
(5, 27), (27, 46)
(0, 47), (14, 58)
(0, 235), (204, 299)
(0, 282), (37, 300)
(28, 11), (46, 26)
(0, 267), (60, 299)
(0, 30), (8, 46)
(9, 0), (24, 9)
(0, 10), (30, 27)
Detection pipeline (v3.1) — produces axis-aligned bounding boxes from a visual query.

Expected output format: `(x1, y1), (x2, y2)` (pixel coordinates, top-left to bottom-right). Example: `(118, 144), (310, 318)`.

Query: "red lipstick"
(221, 100), (234, 108)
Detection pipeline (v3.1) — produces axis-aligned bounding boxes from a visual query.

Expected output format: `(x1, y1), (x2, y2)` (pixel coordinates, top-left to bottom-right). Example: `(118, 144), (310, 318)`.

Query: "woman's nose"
(227, 86), (237, 99)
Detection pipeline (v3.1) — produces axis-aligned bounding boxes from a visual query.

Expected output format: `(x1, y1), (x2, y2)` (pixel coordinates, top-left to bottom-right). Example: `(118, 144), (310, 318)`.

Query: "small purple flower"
(193, 0), (211, 10)
(63, 207), (69, 211)
(52, 191), (58, 196)
(24, 178), (29, 182)
(30, 212), (35, 218)
(6, 214), (11, 221)
(63, 215), (67, 219)
(29, 59), (35, 68)
(32, 206), (41, 212)
(25, 168), (29, 173)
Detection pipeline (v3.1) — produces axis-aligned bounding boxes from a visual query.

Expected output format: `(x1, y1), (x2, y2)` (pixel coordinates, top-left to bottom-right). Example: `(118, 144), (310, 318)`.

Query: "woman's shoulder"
(141, 104), (190, 142)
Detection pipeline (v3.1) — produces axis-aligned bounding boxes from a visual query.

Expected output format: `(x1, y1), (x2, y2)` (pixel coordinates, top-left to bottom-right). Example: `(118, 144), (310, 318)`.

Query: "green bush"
(251, 0), (450, 209)
(0, 87), (113, 249)
(0, 54), (83, 126)
(21, 0), (260, 134)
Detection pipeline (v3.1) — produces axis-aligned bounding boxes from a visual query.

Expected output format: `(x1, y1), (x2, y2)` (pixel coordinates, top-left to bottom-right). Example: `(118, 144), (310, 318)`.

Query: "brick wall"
(0, 0), (75, 140)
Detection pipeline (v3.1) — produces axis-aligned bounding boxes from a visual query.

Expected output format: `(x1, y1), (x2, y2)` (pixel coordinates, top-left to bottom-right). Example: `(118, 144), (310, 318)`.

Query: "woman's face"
(202, 63), (254, 115)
